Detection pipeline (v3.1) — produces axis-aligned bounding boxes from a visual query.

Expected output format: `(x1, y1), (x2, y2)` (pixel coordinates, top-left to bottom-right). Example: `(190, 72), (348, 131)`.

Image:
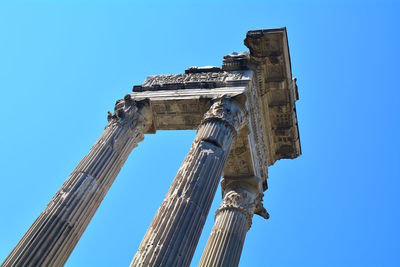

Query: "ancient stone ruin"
(2, 28), (301, 267)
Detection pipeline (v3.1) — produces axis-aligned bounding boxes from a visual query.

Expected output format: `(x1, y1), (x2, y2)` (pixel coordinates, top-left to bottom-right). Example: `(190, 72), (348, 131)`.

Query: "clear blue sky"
(1, 1), (399, 266)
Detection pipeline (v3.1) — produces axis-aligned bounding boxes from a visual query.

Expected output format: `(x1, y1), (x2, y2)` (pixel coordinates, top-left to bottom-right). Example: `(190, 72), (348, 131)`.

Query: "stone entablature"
(128, 28), (300, 190)
(130, 28), (300, 167)
(245, 28), (301, 162)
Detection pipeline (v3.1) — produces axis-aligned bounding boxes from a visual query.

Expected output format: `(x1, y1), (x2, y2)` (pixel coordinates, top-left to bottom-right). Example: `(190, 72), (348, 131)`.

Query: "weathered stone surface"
(128, 28), (300, 188)
(2, 97), (151, 267)
(131, 97), (246, 267)
(133, 71), (248, 92)
(245, 27), (301, 163)
(129, 70), (250, 132)
(222, 52), (249, 71)
(199, 177), (262, 267)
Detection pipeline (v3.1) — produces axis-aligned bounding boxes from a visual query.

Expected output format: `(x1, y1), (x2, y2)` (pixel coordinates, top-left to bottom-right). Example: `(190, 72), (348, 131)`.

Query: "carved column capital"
(217, 182), (257, 229)
(107, 94), (152, 132)
(201, 97), (246, 136)
(218, 176), (269, 229)
(199, 177), (261, 267)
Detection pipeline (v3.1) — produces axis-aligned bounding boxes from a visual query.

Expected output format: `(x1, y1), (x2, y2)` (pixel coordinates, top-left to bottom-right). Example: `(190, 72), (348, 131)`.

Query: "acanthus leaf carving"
(201, 97), (246, 136)
(216, 186), (257, 229)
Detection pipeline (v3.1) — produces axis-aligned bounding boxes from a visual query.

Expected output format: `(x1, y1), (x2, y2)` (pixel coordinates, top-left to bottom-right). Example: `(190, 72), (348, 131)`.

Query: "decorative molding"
(133, 71), (248, 92)
(201, 97), (246, 136)
(222, 52), (250, 71)
(246, 76), (269, 180)
(107, 94), (153, 134)
(254, 192), (270, 220)
(216, 186), (257, 228)
(245, 27), (301, 164)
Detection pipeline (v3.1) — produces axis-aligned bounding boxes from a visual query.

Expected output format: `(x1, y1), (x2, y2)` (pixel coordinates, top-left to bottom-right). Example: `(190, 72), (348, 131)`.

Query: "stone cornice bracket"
(254, 192), (270, 220)
(201, 96), (247, 137)
(107, 94), (154, 133)
(243, 28), (302, 164)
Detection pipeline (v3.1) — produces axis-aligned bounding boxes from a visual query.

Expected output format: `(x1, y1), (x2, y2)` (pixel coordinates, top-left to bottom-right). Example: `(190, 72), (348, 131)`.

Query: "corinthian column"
(199, 177), (265, 267)
(2, 95), (151, 267)
(131, 97), (246, 267)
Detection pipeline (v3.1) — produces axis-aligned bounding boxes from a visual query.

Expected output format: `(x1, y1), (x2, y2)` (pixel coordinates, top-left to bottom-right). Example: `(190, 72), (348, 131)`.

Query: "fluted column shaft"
(2, 96), (150, 267)
(199, 180), (258, 267)
(131, 97), (246, 267)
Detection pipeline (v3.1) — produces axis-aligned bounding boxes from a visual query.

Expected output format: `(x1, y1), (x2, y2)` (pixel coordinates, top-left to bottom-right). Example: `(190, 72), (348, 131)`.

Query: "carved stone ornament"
(201, 97), (247, 135)
(140, 72), (244, 88)
(216, 186), (257, 228)
(107, 94), (151, 131)
(254, 192), (270, 220)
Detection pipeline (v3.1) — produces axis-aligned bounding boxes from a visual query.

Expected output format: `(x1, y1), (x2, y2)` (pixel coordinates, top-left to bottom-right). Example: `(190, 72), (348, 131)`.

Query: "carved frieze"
(223, 135), (252, 176)
(133, 71), (247, 92)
